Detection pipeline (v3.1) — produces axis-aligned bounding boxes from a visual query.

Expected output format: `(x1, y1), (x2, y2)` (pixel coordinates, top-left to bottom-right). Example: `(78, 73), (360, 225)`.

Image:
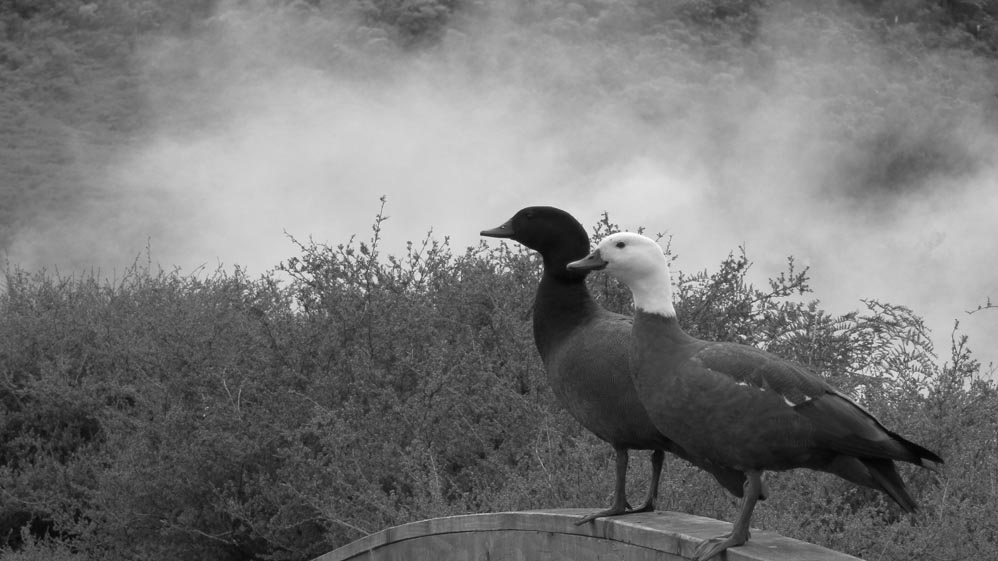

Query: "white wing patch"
(733, 378), (813, 407)
(736, 381), (765, 391)
(782, 394), (813, 407)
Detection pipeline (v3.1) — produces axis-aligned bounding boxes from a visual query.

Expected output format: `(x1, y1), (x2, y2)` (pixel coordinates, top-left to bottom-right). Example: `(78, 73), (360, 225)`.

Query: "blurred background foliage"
(2, 0), (997, 250)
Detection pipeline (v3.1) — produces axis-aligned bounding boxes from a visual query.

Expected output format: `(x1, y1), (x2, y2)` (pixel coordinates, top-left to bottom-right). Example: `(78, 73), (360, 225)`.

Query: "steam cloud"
(8, 1), (997, 368)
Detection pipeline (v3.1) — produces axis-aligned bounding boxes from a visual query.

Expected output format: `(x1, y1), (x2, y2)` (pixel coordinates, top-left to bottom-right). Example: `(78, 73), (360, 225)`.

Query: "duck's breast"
(545, 313), (668, 449)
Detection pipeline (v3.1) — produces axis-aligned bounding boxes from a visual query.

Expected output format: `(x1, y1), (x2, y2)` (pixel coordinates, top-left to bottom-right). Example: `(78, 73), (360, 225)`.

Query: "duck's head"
(567, 232), (676, 316)
(481, 206), (591, 268)
(566, 232), (668, 277)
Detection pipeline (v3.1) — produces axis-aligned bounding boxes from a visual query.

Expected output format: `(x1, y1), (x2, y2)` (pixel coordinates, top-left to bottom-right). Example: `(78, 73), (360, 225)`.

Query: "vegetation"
(1, 203), (996, 560)
(3, 1), (997, 560)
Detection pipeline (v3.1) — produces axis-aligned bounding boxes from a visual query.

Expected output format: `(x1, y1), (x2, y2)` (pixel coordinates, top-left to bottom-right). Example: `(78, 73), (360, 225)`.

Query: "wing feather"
(690, 341), (938, 464)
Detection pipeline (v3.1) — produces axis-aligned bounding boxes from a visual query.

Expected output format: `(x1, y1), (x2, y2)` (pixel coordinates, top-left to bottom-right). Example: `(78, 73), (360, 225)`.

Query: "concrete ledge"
(315, 508), (864, 561)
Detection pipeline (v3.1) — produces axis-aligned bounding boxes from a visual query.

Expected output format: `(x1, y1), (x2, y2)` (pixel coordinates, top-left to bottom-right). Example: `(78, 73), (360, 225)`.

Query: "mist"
(7, 0), (997, 368)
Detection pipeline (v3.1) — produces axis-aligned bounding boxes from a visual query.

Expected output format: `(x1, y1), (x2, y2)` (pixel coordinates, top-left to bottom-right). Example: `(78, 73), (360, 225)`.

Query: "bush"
(1, 206), (994, 560)
(0, 528), (86, 561)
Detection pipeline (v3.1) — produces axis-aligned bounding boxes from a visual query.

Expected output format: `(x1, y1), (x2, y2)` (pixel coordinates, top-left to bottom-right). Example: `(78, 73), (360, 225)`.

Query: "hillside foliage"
(2, 0), (998, 253)
(2, 204), (996, 560)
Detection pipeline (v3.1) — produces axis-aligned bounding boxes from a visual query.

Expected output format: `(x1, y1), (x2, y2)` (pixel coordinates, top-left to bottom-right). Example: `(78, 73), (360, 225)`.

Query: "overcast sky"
(8, 1), (997, 371)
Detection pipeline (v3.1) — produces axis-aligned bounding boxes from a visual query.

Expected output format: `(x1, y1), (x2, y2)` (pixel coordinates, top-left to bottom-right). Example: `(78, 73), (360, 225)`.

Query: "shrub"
(2, 207), (994, 560)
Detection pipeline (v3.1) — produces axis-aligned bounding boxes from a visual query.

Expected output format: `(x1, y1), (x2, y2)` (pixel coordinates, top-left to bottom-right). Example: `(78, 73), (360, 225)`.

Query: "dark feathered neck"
(633, 309), (697, 346)
(532, 267), (601, 359)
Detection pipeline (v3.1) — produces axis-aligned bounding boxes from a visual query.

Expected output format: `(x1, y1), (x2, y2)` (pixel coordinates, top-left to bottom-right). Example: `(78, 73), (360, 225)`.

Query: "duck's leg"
(576, 447), (630, 524)
(692, 469), (764, 561)
(627, 449), (664, 514)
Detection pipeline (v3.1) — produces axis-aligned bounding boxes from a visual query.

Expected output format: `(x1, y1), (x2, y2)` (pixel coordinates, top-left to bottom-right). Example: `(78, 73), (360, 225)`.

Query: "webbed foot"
(575, 503), (631, 525)
(692, 529), (750, 561)
(625, 499), (655, 514)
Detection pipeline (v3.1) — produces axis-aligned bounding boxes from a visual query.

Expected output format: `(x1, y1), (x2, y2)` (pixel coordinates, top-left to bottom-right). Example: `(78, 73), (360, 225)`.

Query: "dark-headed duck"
(482, 207), (750, 524)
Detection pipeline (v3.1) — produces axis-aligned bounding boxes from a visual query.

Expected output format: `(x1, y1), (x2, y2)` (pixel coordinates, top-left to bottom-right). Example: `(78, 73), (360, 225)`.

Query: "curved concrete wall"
(316, 508), (864, 561)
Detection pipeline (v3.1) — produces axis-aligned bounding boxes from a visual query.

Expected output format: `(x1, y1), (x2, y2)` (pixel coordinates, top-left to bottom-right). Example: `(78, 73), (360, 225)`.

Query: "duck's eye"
(615, 241), (626, 249)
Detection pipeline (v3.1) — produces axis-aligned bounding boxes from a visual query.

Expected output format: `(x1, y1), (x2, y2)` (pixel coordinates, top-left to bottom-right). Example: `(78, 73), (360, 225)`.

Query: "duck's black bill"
(566, 250), (607, 271)
(480, 221), (514, 238)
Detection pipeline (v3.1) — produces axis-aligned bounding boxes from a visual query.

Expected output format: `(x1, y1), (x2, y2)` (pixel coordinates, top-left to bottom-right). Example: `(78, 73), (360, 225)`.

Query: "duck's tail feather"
(863, 457), (919, 512)
(886, 429), (944, 467)
(825, 456), (918, 512)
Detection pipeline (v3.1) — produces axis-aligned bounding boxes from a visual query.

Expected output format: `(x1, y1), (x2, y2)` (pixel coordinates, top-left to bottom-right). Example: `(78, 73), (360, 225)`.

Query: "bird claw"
(575, 506), (626, 525)
(692, 531), (749, 561)
(575, 500), (643, 525)
(576, 500), (656, 525)
(625, 500), (655, 514)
